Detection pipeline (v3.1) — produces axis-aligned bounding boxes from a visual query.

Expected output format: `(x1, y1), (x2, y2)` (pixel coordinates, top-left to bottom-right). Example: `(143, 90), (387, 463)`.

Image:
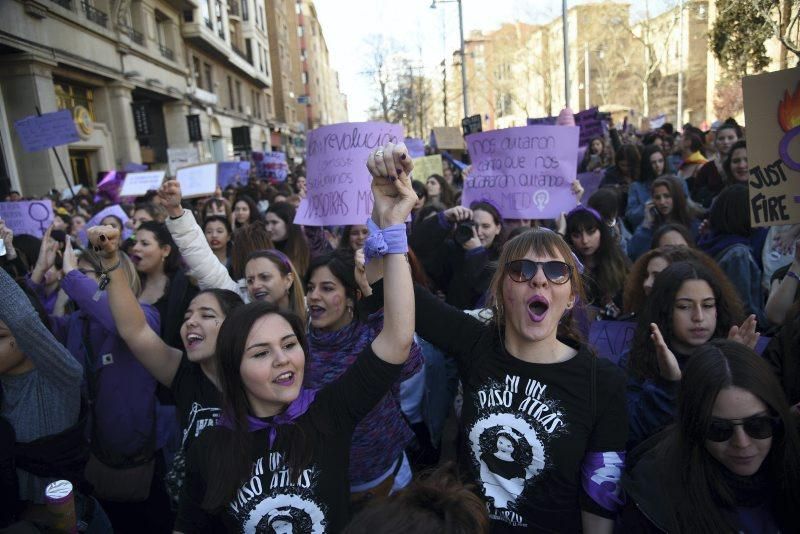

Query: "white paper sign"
(167, 147), (200, 176)
(119, 171), (166, 198)
(176, 163), (217, 198)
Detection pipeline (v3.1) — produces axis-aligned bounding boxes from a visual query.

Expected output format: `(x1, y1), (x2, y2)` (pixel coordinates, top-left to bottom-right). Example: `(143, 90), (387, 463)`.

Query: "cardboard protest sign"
(176, 163), (217, 198)
(742, 68), (800, 227)
(14, 110), (80, 152)
(576, 171), (605, 202)
(262, 152), (289, 182)
(430, 127), (465, 151)
(405, 138), (426, 159)
(167, 147), (200, 176)
(0, 201), (54, 238)
(588, 321), (771, 365)
(529, 109), (605, 148)
(412, 155), (444, 183)
(119, 171), (165, 198)
(217, 161), (251, 189)
(295, 121), (403, 226)
(462, 125), (580, 219)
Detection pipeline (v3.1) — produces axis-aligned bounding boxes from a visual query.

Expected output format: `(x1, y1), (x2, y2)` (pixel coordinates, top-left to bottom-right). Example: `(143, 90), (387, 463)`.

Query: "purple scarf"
(220, 388), (318, 447)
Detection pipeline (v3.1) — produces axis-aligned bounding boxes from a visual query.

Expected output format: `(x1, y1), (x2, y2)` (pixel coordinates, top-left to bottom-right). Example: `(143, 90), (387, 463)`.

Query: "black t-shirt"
(164, 354), (224, 504)
(365, 282), (628, 533)
(174, 346), (403, 533)
(171, 354), (223, 452)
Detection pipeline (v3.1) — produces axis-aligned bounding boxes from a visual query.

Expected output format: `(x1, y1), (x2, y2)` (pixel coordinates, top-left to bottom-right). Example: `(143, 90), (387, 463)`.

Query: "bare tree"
(361, 34), (404, 122)
(624, 0), (680, 117)
(754, 0), (800, 67)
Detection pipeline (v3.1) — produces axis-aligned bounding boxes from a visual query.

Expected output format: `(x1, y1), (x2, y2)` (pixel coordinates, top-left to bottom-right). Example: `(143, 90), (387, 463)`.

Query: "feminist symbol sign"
(0, 201), (54, 238)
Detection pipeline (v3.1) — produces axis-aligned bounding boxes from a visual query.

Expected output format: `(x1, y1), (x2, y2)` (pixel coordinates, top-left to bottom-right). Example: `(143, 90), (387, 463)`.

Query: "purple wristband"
(364, 219), (408, 263)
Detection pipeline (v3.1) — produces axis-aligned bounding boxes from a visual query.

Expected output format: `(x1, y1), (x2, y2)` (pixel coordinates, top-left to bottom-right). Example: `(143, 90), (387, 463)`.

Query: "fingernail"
(396, 168), (403, 175)
(93, 246), (100, 252)
(400, 154), (406, 160)
(99, 235), (106, 242)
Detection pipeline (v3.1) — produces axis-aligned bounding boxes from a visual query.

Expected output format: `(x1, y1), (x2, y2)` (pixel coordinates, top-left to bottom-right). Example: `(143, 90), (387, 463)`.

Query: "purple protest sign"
(405, 138), (426, 159)
(14, 110), (80, 152)
(295, 121), (403, 226)
(577, 171), (605, 202)
(462, 125), (580, 219)
(123, 162), (149, 172)
(94, 171), (125, 204)
(218, 161), (251, 189)
(0, 201), (54, 238)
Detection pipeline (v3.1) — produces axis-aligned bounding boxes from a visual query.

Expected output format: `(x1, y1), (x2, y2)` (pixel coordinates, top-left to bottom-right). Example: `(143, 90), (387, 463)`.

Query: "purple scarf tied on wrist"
(220, 387), (318, 447)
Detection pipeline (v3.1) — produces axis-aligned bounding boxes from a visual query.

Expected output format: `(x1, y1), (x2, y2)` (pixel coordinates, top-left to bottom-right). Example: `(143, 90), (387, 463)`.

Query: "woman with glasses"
(621, 339), (800, 532)
(364, 151), (628, 532)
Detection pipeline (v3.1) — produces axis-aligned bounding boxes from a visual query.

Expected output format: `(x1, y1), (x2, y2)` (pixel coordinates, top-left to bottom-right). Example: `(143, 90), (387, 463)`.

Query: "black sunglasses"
(506, 260), (572, 285)
(706, 415), (781, 443)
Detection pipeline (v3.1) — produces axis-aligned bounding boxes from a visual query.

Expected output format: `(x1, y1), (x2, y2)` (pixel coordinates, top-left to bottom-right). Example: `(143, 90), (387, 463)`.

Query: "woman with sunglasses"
(622, 339), (800, 532)
(365, 144), (627, 533)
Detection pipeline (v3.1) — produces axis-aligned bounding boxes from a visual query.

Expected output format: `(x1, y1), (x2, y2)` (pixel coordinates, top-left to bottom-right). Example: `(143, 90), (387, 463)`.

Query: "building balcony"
(231, 44), (251, 64)
(159, 44), (175, 60)
(81, 0), (108, 27)
(187, 85), (219, 106)
(120, 23), (144, 45)
(50, 0), (72, 9)
(183, 15), (230, 60)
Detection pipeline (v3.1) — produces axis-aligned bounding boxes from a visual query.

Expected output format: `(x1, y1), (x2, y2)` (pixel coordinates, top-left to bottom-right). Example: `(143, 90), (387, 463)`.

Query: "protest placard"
(217, 161), (251, 189)
(0, 201), (54, 238)
(119, 171), (165, 198)
(263, 152), (289, 182)
(576, 171), (605, 202)
(123, 162), (149, 172)
(404, 138), (426, 159)
(176, 163), (218, 198)
(13, 110), (80, 152)
(295, 121), (403, 226)
(167, 147), (200, 176)
(412, 155), (444, 183)
(430, 127), (465, 151)
(529, 108), (605, 148)
(742, 68), (800, 227)
(461, 125), (580, 219)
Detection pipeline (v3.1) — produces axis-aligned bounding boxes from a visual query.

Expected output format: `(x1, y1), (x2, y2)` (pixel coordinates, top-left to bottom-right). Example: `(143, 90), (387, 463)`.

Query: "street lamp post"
(431, 0), (469, 117)
(562, 0), (570, 109)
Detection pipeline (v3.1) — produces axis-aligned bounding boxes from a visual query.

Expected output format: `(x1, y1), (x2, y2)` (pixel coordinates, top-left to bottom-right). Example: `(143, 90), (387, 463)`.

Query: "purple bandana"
(567, 203), (603, 223)
(220, 388), (318, 447)
(364, 219), (408, 264)
(581, 451), (626, 512)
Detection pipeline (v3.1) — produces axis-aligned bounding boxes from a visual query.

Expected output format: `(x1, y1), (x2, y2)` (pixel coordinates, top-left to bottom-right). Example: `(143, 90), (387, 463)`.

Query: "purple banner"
(295, 121), (403, 226)
(218, 161), (251, 189)
(462, 125), (580, 220)
(123, 162), (149, 172)
(0, 201), (54, 238)
(14, 110), (80, 152)
(589, 320), (772, 365)
(94, 171), (125, 204)
(405, 137), (426, 159)
(529, 108), (603, 147)
(577, 171), (605, 202)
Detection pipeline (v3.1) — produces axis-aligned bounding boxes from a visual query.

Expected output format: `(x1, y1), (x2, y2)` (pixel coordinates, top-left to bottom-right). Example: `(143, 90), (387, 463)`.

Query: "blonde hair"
(487, 228), (586, 343)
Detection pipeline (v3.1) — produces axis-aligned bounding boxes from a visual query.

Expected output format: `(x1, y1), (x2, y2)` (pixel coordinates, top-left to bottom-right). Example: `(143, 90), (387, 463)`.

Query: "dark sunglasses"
(706, 415), (781, 443)
(506, 260), (572, 285)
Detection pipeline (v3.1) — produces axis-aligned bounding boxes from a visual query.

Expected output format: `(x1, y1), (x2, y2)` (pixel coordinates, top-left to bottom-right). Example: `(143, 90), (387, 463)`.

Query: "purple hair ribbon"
(581, 451), (626, 512)
(567, 203), (603, 223)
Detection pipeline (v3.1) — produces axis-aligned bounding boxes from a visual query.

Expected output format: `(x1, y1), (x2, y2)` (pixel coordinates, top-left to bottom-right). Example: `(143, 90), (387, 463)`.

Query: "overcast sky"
(314, 0), (670, 121)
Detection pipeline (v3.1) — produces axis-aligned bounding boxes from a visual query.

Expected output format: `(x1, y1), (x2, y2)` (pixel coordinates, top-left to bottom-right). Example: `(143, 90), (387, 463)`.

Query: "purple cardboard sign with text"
(218, 161), (251, 189)
(0, 201), (54, 238)
(14, 110), (80, 152)
(462, 125), (580, 219)
(295, 121), (403, 226)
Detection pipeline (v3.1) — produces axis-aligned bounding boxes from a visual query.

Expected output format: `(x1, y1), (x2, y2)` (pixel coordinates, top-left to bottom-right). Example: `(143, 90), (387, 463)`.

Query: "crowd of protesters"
(0, 113), (798, 534)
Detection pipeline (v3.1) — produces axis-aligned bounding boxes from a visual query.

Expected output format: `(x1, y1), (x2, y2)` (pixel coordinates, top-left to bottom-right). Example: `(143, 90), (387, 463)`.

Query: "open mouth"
(273, 371), (295, 386)
(186, 333), (205, 349)
(527, 295), (550, 323)
(308, 305), (326, 319)
(253, 290), (269, 301)
(130, 255), (142, 264)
